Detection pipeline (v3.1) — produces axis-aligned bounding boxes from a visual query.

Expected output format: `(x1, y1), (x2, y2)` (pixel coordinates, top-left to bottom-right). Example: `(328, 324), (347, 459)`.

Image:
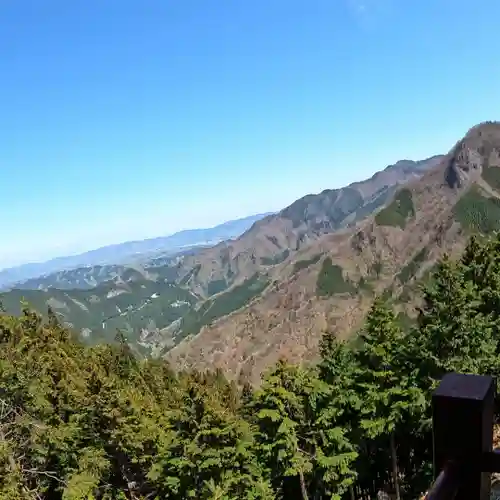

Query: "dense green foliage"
(482, 164), (500, 191)
(453, 186), (500, 233)
(0, 279), (195, 346)
(316, 258), (355, 297)
(356, 276), (374, 294)
(206, 278), (228, 297)
(5, 233), (500, 498)
(181, 274), (269, 338)
(292, 255), (322, 275)
(374, 188), (415, 229)
(396, 247), (428, 285)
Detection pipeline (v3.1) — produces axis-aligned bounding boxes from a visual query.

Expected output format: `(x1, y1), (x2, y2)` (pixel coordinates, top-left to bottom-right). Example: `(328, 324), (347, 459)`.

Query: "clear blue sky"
(1, 0), (499, 268)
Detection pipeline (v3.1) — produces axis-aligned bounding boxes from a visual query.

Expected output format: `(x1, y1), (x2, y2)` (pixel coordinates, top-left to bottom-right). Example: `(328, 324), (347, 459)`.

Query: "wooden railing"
(426, 372), (500, 500)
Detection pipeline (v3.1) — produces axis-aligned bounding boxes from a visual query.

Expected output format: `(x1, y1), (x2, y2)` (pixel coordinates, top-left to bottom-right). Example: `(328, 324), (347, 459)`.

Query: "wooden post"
(432, 372), (495, 500)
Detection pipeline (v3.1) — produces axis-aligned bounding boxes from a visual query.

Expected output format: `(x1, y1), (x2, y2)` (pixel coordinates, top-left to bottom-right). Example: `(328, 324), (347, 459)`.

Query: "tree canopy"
(3, 232), (500, 498)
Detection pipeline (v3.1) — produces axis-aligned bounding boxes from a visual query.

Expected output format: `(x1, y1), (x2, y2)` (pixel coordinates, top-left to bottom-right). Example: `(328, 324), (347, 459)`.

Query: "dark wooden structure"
(426, 372), (500, 500)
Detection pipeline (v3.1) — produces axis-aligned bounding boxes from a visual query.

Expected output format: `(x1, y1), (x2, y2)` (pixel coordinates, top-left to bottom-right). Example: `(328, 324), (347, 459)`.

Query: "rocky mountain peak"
(445, 121), (500, 188)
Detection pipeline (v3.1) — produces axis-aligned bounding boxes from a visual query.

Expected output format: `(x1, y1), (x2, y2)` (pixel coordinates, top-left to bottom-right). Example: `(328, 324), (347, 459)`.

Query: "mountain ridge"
(172, 155), (443, 300)
(0, 149), (464, 367)
(167, 122), (500, 384)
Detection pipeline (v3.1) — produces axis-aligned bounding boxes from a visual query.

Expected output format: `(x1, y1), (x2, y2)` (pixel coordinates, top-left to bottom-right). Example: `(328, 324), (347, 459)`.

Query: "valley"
(0, 152), (448, 359)
(3, 123), (500, 383)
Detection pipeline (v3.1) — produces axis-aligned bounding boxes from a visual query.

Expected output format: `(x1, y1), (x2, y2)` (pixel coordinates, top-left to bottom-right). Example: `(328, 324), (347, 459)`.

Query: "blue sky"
(1, 0), (499, 268)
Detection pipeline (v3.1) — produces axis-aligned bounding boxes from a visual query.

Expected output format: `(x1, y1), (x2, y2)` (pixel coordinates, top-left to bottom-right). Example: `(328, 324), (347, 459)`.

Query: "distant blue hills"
(0, 212), (273, 288)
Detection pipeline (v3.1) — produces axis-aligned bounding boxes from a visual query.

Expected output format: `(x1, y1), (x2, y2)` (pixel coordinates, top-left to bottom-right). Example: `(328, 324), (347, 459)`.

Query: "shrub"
(181, 274), (269, 337)
(396, 247), (428, 285)
(482, 164), (500, 191)
(316, 258), (355, 297)
(207, 279), (228, 296)
(292, 254), (322, 274)
(375, 188), (415, 229)
(453, 187), (500, 233)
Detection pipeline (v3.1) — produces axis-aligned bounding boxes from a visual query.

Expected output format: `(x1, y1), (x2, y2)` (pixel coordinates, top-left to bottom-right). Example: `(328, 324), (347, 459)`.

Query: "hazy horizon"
(0, 211), (274, 271)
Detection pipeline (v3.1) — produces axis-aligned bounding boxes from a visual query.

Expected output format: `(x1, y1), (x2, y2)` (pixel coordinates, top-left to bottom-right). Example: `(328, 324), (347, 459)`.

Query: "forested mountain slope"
(0, 154), (441, 355)
(168, 122), (500, 384)
(175, 155), (442, 299)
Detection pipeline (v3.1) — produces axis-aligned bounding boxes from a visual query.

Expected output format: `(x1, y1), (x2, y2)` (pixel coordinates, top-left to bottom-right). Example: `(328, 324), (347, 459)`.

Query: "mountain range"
(0, 213), (272, 290)
(3, 121), (499, 385)
(167, 121), (500, 383)
(0, 149), (443, 355)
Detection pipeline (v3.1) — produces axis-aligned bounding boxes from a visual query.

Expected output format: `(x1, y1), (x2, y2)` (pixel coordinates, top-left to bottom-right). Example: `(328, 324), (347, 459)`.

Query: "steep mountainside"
(0, 213), (271, 289)
(175, 155), (443, 298)
(0, 152), (447, 357)
(168, 122), (500, 384)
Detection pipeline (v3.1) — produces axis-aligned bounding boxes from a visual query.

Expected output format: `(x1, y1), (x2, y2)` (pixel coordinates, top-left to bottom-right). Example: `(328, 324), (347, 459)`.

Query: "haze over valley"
(0, 213), (272, 289)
